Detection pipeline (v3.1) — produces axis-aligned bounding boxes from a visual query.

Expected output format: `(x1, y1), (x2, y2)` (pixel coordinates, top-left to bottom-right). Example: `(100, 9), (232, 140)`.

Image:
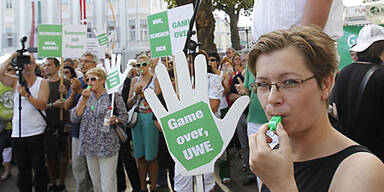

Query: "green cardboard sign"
(160, 101), (223, 171)
(97, 33), (109, 46)
(337, 26), (363, 69)
(106, 70), (121, 90)
(148, 11), (172, 58)
(147, 4), (195, 58)
(38, 24), (62, 57)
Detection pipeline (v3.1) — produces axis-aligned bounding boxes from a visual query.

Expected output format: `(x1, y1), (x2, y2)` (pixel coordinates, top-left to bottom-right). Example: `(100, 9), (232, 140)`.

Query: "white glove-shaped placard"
(144, 51), (249, 176)
(104, 54), (129, 94)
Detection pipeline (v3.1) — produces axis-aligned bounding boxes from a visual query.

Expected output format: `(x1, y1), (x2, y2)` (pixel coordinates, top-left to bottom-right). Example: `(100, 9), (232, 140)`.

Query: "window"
(87, 22), (95, 38)
(108, 21), (120, 41)
(6, 0), (12, 9)
(140, 19), (148, 41)
(4, 33), (14, 47)
(129, 19), (136, 41)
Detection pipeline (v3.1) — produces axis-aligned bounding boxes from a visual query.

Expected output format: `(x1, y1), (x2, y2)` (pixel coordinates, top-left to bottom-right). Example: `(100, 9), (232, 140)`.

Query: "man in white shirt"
(0, 53), (49, 192)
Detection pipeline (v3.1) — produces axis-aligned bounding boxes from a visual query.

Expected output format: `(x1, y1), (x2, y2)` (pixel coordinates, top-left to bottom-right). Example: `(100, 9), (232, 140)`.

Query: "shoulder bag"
(127, 76), (153, 128)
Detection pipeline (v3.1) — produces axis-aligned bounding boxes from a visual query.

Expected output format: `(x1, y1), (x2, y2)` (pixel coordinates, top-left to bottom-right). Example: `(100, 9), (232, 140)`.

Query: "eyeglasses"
(252, 76), (315, 94)
(85, 77), (99, 83)
(136, 62), (148, 68)
(80, 59), (92, 63)
(209, 58), (216, 62)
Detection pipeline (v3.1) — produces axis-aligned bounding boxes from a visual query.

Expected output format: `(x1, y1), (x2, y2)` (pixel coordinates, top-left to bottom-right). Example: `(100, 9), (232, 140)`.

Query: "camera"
(11, 36), (33, 70)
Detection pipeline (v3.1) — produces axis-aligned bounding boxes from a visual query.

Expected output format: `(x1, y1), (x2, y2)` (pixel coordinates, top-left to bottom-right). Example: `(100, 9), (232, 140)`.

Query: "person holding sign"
(127, 55), (160, 192)
(70, 68), (128, 192)
(248, 25), (384, 191)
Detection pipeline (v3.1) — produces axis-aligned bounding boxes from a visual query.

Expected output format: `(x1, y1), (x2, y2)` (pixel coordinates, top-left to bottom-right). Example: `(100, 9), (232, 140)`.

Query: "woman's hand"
(249, 123), (298, 192)
(235, 77), (249, 95)
(109, 115), (119, 125)
(135, 84), (143, 97)
(82, 88), (91, 99)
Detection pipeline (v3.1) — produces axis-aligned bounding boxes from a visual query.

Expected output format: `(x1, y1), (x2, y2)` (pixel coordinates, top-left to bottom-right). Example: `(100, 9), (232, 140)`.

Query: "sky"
(237, 0), (364, 27)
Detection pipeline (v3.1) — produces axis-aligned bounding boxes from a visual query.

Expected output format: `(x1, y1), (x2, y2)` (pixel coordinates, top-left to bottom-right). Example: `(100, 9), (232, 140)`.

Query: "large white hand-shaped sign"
(144, 52), (249, 176)
(104, 54), (129, 94)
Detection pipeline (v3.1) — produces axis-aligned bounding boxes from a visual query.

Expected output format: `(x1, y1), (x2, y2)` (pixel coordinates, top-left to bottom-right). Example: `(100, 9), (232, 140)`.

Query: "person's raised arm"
(0, 52), (18, 88)
(127, 77), (140, 108)
(302, 0), (333, 29)
(75, 88), (90, 117)
(18, 79), (49, 110)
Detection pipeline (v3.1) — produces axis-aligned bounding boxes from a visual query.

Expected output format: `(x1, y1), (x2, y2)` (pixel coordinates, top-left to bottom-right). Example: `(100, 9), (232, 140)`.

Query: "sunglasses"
(6, 68), (14, 72)
(85, 77), (99, 83)
(136, 62), (148, 68)
(63, 71), (70, 74)
(209, 59), (216, 62)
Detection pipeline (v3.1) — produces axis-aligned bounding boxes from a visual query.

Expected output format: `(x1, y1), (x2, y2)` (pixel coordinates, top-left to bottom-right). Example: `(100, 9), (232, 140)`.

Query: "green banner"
(160, 101), (223, 171)
(337, 26), (363, 69)
(148, 11), (172, 58)
(38, 24), (62, 57)
(106, 70), (121, 90)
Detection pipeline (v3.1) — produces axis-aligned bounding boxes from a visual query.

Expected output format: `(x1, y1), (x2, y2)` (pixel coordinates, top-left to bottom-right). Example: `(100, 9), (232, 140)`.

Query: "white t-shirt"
(252, 0), (343, 41)
(12, 77), (46, 138)
(207, 73), (224, 118)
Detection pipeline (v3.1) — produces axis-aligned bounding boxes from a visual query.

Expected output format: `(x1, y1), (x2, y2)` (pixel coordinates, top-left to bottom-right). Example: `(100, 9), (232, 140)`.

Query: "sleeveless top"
(261, 145), (372, 192)
(135, 76), (155, 113)
(252, 0), (343, 40)
(12, 77), (46, 138)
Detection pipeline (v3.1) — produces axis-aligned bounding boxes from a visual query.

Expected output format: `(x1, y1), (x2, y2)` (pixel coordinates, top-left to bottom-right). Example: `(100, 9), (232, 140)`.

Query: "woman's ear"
(321, 73), (335, 100)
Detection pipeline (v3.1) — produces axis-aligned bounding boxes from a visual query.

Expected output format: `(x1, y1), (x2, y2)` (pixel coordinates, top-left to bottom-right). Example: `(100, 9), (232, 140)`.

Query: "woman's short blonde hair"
(248, 25), (338, 87)
(85, 67), (106, 80)
(137, 55), (150, 63)
(221, 58), (233, 66)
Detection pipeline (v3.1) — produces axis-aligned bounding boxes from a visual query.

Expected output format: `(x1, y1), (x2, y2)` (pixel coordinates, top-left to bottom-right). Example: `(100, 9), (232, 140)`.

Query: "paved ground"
(0, 148), (259, 192)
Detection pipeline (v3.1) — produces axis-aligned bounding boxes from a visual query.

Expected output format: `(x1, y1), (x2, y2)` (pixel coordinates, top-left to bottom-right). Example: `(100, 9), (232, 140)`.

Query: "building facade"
(0, 0), (168, 64)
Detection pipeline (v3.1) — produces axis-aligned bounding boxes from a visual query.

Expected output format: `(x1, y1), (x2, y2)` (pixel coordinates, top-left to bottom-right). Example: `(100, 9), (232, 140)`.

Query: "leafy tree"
(164, 0), (217, 53)
(164, 0), (254, 51)
(213, 0), (254, 50)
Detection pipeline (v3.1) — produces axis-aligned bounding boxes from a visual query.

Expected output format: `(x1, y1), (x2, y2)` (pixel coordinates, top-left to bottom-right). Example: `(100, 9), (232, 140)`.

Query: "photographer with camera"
(0, 52), (49, 192)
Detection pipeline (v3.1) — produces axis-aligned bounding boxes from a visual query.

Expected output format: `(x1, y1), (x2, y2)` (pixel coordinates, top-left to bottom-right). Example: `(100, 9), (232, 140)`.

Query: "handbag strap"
(134, 76), (154, 109)
(350, 64), (381, 127)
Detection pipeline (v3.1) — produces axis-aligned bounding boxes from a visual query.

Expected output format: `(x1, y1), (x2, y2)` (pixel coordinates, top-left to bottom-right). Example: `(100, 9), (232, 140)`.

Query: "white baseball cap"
(350, 24), (384, 52)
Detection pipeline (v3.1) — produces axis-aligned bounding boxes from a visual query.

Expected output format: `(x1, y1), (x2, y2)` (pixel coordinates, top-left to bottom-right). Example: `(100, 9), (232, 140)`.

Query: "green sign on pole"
(106, 70), (121, 90)
(160, 101), (223, 171)
(97, 33), (109, 46)
(148, 11), (172, 58)
(38, 24), (62, 57)
(148, 4), (195, 58)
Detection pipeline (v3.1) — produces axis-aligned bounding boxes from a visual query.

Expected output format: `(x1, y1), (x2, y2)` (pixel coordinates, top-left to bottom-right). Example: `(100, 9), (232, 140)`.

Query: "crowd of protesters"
(0, 45), (262, 192)
(0, 25), (383, 192)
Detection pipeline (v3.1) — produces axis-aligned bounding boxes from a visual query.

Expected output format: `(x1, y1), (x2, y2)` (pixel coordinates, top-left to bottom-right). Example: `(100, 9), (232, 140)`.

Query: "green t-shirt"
(244, 68), (268, 124)
(0, 82), (14, 131)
